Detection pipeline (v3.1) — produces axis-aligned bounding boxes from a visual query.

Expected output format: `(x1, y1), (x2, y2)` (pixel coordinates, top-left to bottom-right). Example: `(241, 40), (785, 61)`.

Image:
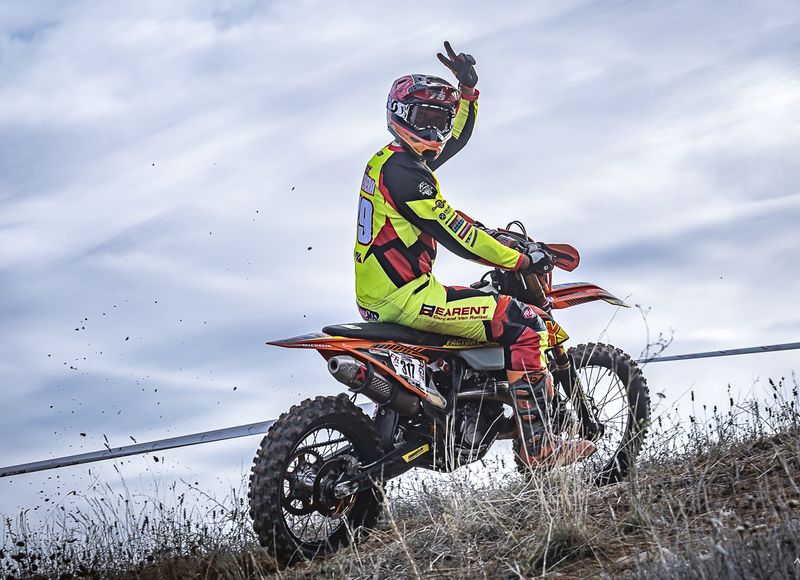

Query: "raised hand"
(436, 41), (478, 88)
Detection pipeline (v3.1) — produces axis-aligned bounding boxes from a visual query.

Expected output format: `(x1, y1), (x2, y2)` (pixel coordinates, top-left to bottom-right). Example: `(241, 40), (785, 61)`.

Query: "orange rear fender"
(267, 334), (430, 400)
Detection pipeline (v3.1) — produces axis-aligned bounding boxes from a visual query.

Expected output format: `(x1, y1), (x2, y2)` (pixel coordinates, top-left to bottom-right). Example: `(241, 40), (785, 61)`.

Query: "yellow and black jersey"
(354, 94), (525, 308)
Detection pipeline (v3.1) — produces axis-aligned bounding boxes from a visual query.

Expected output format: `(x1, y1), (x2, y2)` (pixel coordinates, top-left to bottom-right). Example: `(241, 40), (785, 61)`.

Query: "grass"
(2, 376), (799, 579)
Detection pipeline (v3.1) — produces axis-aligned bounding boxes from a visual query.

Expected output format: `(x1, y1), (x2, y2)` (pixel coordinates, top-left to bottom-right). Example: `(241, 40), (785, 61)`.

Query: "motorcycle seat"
(322, 322), (486, 348)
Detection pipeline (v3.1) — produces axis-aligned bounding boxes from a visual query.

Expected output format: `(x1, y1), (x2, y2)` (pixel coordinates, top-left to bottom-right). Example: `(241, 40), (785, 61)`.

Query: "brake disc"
(282, 449), (323, 516)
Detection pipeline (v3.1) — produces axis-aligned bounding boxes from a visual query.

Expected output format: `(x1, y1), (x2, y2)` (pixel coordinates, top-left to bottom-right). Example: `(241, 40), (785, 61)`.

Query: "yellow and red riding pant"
(359, 273), (550, 376)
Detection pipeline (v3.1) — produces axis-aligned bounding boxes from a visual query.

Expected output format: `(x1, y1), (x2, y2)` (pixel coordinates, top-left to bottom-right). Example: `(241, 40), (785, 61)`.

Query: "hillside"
(2, 379), (799, 579)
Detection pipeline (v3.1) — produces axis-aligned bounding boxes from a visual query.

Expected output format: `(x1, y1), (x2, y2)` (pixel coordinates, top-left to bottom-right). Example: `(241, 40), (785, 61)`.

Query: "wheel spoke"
(595, 376), (624, 409)
(577, 369), (624, 450)
(312, 512), (326, 542)
(603, 402), (629, 424)
(299, 514), (312, 541)
(249, 397), (382, 562)
(276, 425), (363, 544)
(585, 363), (598, 397)
(546, 346), (649, 485)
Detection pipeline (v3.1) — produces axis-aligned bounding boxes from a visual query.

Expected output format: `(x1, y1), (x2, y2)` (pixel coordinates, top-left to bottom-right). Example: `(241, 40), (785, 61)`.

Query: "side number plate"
(389, 352), (425, 390)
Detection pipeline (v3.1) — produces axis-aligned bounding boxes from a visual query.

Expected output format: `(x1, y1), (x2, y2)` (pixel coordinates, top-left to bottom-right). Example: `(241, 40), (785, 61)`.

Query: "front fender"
(549, 282), (629, 309)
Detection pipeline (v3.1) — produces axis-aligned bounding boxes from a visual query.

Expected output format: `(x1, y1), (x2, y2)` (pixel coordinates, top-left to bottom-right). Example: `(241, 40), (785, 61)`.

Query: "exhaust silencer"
(327, 356), (420, 415)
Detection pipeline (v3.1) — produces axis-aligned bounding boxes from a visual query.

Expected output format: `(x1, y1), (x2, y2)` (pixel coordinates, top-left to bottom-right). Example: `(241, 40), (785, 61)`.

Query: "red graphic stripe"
(510, 327), (543, 372)
(489, 295), (512, 339)
(418, 251), (433, 274)
(373, 216), (399, 246)
(420, 233), (436, 251)
(378, 173), (399, 212)
(384, 247), (416, 284)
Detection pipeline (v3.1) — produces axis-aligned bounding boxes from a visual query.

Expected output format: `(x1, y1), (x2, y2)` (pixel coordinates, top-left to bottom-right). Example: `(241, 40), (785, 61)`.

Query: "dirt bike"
(248, 221), (650, 564)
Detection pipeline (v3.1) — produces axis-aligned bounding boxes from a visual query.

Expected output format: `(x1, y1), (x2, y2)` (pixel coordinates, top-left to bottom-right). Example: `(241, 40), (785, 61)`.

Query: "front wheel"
(248, 394), (383, 564)
(514, 342), (650, 485)
(569, 343), (650, 485)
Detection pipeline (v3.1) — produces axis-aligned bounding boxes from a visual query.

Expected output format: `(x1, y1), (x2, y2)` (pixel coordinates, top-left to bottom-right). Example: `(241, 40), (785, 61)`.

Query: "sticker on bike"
(389, 352), (425, 389)
(254, 219), (649, 565)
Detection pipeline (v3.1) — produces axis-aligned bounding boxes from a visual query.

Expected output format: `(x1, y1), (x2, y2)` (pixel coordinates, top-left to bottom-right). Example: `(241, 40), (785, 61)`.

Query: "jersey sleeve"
(385, 162), (524, 271)
(427, 91), (478, 171)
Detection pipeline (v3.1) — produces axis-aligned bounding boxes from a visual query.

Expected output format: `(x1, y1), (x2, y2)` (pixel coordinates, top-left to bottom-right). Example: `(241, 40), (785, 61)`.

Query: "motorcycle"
(248, 221), (650, 564)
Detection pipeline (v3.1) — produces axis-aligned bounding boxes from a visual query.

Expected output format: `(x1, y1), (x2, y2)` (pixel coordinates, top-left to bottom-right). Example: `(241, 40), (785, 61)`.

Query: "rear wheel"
(249, 394), (383, 564)
(514, 343), (650, 485)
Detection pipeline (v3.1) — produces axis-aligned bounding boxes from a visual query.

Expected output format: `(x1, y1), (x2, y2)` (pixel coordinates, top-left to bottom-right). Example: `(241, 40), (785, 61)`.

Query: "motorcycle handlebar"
(483, 221), (552, 310)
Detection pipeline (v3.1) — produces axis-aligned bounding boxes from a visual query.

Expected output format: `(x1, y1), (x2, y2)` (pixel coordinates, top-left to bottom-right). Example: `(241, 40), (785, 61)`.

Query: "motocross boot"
(510, 370), (597, 469)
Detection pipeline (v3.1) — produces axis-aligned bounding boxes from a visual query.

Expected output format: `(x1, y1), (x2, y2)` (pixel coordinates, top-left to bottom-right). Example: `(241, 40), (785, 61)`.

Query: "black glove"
(520, 245), (554, 274)
(437, 41), (478, 88)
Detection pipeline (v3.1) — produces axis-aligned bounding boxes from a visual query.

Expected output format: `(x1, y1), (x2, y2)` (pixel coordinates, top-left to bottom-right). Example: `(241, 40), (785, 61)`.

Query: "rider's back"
(354, 144), (440, 309)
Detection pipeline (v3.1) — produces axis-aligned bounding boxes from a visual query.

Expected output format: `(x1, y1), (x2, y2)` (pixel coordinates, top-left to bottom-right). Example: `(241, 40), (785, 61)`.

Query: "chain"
(294, 437), (350, 457)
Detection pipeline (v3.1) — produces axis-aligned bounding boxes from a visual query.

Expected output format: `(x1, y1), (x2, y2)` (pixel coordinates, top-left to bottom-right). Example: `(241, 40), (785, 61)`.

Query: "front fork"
(550, 345), (605, 441)
(519, 270), (604, 441)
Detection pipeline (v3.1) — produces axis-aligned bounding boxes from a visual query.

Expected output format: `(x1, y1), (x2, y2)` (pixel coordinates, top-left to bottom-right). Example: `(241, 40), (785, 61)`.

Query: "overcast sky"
(1, 0), (799, 517)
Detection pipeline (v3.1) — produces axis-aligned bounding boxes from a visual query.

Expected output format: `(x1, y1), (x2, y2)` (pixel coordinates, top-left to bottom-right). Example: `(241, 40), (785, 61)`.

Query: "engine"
(452, 400), (505, 464)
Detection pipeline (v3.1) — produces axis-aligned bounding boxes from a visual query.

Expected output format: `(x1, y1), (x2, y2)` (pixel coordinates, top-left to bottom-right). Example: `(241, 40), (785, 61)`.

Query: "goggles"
(395, 102), (455, 134)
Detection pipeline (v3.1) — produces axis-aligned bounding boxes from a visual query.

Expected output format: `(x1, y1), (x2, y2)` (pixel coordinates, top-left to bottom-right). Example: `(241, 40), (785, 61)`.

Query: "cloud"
(1, 0), (799, 517)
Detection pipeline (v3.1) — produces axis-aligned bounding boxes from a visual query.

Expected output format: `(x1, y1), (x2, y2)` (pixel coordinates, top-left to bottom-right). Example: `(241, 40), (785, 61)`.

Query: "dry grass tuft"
(2, 376), (799, 579)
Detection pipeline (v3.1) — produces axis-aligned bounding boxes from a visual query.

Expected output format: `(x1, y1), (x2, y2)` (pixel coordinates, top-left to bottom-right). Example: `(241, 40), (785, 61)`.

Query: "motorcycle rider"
(353, 42), (596, 468)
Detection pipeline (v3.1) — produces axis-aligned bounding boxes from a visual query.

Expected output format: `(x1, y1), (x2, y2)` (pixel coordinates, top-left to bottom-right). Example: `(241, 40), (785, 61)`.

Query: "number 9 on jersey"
(357, 197), (374, 244)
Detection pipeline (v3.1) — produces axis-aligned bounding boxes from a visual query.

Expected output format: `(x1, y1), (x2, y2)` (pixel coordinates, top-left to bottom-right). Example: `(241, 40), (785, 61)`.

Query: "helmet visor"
(408, 104), (454, 133)
(408, 84), (461, 105)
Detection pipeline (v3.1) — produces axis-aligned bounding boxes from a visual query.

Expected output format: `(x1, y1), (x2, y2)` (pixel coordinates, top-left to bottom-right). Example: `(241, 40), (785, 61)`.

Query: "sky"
(1, 0), (799, 518)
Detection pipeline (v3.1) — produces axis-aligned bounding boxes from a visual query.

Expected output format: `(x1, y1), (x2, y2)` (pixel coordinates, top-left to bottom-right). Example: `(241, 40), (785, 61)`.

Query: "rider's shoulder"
(384, 154), (430, 179)
(380, 143), (429, 173)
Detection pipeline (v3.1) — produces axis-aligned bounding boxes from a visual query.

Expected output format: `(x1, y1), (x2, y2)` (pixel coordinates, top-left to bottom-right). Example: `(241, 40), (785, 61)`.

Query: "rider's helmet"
(387, 74), (461, 159)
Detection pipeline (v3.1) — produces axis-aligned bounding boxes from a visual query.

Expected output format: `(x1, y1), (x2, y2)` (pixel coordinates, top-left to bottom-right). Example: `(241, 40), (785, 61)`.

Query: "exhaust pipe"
(456, 381), (512, 405)
(327, 356), (420, 415)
